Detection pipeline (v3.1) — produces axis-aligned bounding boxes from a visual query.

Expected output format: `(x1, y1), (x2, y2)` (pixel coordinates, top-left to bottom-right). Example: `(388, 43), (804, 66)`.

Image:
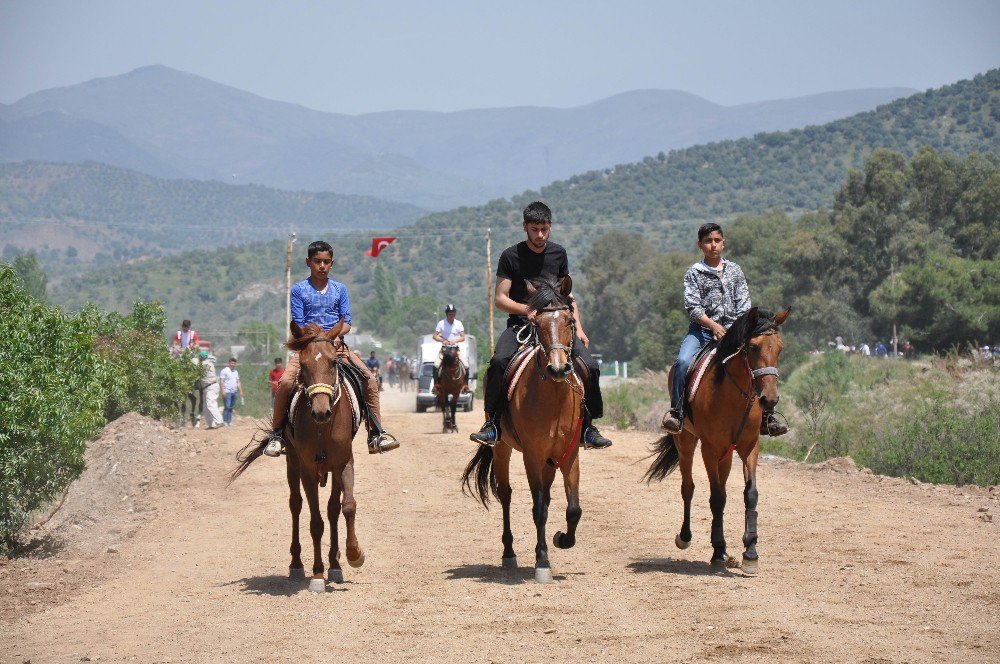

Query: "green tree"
(10, 252), (48, 301)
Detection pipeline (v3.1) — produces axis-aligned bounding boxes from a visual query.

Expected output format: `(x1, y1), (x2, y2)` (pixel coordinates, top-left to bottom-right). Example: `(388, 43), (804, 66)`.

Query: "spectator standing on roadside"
(199, 350), (224, 429)
(268, 357), (284, 407)
(219, 357), (244, 427)
(874, 341), (888, 358)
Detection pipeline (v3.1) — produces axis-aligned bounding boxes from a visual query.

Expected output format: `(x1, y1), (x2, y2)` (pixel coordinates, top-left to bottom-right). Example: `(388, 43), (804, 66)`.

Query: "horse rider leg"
(263, 353), (300, 457)
(663, 324), (712, 434)
(470, 326), (521, 446)
(344, 349), (400, 454)
(572, 341), (612, 449)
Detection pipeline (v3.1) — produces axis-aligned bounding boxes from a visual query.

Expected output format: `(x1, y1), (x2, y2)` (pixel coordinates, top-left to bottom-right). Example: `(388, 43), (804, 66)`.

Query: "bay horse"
(645, 307), (790, 574)
(437, 345), (464, 433)
(462, 276), (585, 583)
(398, 359), (411, 392)
(229, 320), (364, 592)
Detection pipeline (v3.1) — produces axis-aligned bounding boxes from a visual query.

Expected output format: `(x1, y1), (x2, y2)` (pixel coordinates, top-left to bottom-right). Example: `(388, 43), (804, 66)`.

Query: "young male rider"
(660, 222), (787, 437)
(432, 303), (469, 390)
(470, 201), (612, 449)
(262, 240), (399, 457)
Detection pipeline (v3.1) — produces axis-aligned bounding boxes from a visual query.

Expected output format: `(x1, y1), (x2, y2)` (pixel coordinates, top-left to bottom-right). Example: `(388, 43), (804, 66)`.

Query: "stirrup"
(761, 412), (788, 437)
(368, 431), (399, 454)
(661, 409), (683, 434)
(262, 431), (284, 457)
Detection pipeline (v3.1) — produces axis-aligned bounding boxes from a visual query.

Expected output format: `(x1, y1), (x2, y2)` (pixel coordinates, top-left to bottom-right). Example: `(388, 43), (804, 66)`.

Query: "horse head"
(715, 307), (791, 411)
(287, 320), (345, 423)
(526, 276), (575, 380)
(441, 344), (460, 366)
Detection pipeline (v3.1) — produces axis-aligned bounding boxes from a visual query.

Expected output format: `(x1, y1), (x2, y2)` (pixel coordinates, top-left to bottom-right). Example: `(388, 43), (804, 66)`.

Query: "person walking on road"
(219, 357), (244, 427)
(199, 350), (224, 429)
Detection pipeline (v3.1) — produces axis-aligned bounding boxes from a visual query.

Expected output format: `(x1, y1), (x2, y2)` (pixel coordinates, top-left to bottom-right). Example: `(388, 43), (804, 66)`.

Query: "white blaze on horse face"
(315, 352), (322, 361)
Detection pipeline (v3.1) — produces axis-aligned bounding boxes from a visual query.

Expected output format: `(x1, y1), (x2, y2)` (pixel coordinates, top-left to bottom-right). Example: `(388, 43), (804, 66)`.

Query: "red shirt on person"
(269, 367), (284, 394)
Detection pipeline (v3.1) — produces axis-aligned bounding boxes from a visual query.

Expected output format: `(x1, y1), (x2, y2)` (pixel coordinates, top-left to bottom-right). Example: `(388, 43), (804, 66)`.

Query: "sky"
(1, 0), (998, 114)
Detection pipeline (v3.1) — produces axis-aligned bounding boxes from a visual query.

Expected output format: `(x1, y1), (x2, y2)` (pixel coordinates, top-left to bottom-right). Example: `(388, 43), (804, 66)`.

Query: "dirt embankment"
(4, 392), (998, 663)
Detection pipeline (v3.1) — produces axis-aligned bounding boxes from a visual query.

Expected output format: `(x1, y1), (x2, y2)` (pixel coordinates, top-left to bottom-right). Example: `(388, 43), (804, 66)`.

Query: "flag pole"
(486, 227), (494, 355)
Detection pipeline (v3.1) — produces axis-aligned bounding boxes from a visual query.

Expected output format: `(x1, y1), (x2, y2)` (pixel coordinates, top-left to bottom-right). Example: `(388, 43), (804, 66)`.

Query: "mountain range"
(0, 65), (915, 209)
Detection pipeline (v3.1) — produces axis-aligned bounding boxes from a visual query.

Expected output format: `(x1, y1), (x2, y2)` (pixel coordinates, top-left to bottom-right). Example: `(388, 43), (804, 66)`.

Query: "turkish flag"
(365, 237), (396, 258)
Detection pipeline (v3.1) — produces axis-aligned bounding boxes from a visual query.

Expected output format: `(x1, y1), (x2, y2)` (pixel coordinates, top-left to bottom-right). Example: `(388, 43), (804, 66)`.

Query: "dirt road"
(5, 390), (999, 663)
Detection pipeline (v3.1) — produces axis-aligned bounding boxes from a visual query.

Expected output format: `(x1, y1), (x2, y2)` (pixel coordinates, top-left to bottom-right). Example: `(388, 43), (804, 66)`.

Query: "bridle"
(718, 329), (781, 459)
(299, 336), (342, 403)
(519, 304), (577, 382)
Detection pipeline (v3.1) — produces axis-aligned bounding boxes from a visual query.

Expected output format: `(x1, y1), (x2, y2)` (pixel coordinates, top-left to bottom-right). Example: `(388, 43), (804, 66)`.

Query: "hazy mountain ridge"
(1, 65), (914, 209)
(48, 71), (998, 345)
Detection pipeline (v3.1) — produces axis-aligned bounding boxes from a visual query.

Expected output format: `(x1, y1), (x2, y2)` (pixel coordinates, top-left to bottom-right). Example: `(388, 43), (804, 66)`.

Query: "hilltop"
(1, 64), (913, 209)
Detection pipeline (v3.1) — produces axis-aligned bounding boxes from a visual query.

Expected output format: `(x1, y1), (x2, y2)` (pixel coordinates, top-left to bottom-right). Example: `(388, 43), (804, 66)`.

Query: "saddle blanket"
(686, 347), (718, 404)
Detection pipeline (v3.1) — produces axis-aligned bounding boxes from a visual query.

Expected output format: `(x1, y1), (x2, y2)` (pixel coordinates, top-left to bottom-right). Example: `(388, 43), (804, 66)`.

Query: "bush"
(855, 401), (1000, 486)
(0, 265), (200, 555)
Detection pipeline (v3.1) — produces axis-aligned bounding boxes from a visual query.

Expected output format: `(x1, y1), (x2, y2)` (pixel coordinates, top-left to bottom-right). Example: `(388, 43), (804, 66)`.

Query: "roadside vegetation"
(0, 263), (200, 556)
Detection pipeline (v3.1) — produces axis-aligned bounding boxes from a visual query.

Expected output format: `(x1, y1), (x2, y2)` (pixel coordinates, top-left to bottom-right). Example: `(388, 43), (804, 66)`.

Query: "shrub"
(0, 265), (200, 554)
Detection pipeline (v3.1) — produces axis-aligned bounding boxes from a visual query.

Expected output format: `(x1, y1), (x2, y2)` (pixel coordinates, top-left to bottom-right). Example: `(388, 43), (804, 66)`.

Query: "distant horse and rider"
(436, 344), (466, 433)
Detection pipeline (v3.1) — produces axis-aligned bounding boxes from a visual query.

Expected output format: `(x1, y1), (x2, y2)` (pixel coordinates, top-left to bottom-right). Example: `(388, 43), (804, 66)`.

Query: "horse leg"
(301, 476), (326, 592)
(739, 443), (761, 575)
(493, 443), (517, 569)
(528, 464), (557, 583)
(553, 453), (581, 550)
(326, 473), (344, 583)
(342, 459), (365, 568)
(450, 396), (459, 432)
(676, 431), (697, 549)
(287, 454), (305, 578)
(702, 449), (731, 567)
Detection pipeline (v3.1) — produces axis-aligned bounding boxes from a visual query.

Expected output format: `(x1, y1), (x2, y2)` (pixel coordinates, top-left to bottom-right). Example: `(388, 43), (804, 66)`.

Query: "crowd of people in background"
(169, 318), (246, 429)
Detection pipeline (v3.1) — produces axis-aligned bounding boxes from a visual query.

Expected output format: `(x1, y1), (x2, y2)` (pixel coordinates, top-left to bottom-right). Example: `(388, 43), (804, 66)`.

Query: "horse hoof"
(502, 556), (518, 570)
(710, 554), (734, 568)
(675, 534), (691, 550)
(534, 567), (553, 584)
(289, 566), (306, 579)
(347, 551), (365, 568)
(553, 531), (574, 549)
(328, 568), (344, 583)
(741, 556), (759, 575)
(308, 577), (326, 593)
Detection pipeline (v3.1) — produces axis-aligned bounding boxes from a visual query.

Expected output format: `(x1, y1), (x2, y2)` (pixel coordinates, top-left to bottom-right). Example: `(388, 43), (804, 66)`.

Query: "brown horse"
(229, 321), (364, 592)
(437, 345), (465, 433)
(645, 307), (790, 574)
(462, 276), (585, 583)
(398, 360), (411, 392)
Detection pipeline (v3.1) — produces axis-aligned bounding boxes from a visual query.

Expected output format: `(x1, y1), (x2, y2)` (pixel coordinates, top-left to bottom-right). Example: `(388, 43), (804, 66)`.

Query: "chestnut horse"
(462, 276), (585, 583)
(645, 307), (790, 574)
(230, 321), (364, 592)
(437, 345), (464, 433)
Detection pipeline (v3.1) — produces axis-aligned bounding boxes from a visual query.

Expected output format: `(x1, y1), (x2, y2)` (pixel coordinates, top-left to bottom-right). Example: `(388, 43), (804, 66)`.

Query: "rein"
(719, 338), (780, 461)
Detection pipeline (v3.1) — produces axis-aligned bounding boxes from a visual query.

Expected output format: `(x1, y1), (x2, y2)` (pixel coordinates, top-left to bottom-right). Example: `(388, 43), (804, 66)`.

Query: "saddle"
(682, 342), (718, 421)
(287, 360), (364, 435)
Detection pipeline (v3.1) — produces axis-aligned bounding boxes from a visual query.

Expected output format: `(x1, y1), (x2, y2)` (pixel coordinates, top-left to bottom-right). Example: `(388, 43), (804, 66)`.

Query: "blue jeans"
(671, 324), (714, 409)
(223, 392), (238, 425)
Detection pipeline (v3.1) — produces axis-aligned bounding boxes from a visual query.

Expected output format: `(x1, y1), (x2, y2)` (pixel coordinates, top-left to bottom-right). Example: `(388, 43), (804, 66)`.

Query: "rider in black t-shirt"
(470, 201), (612, 449)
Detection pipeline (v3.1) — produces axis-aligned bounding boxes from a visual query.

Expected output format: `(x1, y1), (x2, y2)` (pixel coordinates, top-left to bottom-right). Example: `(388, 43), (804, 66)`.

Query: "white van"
(415, 334), (477, 413)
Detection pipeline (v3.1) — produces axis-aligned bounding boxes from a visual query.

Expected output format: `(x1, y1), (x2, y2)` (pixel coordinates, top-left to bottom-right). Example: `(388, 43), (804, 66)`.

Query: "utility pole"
(486, 227), (495, 354)
(285, 232), (296, 357)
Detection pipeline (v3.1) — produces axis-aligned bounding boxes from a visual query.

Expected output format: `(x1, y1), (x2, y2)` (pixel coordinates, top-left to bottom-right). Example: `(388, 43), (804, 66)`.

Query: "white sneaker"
(263, 439), (282, 457)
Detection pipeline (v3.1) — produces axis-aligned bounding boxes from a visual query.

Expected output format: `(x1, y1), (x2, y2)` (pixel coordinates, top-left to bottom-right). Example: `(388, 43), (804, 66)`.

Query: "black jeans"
(484, 325), (603, 420)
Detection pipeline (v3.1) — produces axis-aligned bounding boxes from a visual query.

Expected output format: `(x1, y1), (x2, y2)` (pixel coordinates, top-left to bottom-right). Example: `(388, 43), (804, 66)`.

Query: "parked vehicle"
(415, 334), (477, 413)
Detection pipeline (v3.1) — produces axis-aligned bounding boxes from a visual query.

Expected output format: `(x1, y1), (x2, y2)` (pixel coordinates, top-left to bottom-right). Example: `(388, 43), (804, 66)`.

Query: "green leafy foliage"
(0, 264), (200, 554)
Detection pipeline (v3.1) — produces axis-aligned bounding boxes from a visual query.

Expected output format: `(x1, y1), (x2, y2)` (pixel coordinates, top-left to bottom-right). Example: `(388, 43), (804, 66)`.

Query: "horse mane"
(285, 323), (327, 352)
(527, 277), (571, 311)
(712, 307), (777, 386)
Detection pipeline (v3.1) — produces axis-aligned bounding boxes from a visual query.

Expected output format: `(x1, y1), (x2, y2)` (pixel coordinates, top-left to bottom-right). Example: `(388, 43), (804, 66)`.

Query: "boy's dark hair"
(307, 240), (334, 258)
(182, 319), (191, 327)
(697, 223), (723, 241)
(229, 357), (237, 363)
(523, 202), (552, 225)
(274, 358), (283, 364)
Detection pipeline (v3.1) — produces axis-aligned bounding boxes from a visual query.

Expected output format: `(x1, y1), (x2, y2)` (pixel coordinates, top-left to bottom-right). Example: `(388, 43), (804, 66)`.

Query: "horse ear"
(290, 321), (303, 338)
(773, 307), (792, 326)
(525, 281), (537, 296)
(559, 275), (573, 297)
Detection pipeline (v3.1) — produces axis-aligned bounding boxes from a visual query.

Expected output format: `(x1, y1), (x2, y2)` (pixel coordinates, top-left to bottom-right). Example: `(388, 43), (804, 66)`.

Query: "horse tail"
(643, 434), (680, 484)
(461, 445), (498, 508)
(226, 428), (267, 485)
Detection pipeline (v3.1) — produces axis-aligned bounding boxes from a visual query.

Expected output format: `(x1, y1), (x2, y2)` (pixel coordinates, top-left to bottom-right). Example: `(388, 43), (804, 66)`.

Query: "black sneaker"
(583, 426), (612, 449)
(469, 420), (500, 447)
(761, 412), (788, 437)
